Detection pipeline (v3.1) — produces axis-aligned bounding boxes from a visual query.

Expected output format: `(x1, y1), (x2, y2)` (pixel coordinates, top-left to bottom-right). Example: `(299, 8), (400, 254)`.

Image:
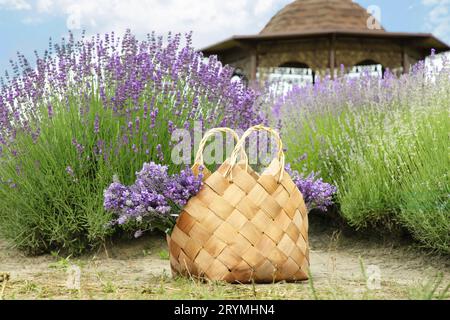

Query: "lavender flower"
(71, 139), (84, 155)
(286, 164), (337, 212)
(156, 144), (164, 162)
(135, 162), (170, 194)
(47, 103), (53, 118)
(65, 166), (74, 177)
(103, 182), (132, 213)
(165, 167), (203, 207)
(94, 114), (100, 134)
(104, 162), (203, 234)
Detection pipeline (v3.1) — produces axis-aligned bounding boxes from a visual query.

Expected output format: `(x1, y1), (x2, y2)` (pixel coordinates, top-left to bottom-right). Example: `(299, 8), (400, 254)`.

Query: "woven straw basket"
(167, 125), (310, 283)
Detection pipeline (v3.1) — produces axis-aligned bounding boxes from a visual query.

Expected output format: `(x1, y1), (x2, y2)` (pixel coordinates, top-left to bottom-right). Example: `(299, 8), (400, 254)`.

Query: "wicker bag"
(168, 125), (310, 283)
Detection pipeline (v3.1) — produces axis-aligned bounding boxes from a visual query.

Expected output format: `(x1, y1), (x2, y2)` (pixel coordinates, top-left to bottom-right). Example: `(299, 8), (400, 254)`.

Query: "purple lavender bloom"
(94, 114), (100, 134)
(103, 162), (203, 235)
(66, 166), (74, 177)
(165, 166), (203, 207)
(71, 139), (84, 154)
(47, 103), (54, 119)
(168, 120), (175, 134)
(117, 215), (128, 225)
(127, 121), (133, 135)
(135, 162), (170, 193)
(103, 182), (131, 212)
(150, 108), (158, 129)
(156, 144), (164, 162)
(286, 164), (337, 212)
(135, 117), (140, 132)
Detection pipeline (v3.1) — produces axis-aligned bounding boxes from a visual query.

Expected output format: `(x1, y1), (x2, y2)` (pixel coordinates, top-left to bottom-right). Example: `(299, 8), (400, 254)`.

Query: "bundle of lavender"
(104, 162), (203, 237)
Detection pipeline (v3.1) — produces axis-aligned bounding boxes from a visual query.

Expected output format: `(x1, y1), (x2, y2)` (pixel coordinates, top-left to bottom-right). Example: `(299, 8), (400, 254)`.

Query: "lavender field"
(0, 31), (263, 254)
(0, 30), (449, 300)
(271, 57), (449, 254)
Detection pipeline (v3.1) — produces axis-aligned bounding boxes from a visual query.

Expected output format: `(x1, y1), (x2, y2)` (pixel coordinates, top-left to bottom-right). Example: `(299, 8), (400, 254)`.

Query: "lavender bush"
(0, 30), (263, 254)
(272, 55), (450, 253)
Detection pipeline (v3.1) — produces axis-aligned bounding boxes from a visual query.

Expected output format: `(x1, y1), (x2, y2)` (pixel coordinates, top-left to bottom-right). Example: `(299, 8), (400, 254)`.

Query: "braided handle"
(225, 125), (285, 183)
(193, 127), (247, 168)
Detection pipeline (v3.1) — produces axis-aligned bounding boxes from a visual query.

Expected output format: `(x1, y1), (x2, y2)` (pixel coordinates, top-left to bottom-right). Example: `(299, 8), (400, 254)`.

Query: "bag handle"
(193, 127), (247, 169)
(225, 125), (285, 183)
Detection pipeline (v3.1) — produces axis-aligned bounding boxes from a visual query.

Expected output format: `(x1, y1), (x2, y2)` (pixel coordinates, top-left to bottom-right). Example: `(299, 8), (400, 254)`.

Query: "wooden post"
(235, 41), (258, 82)
(329, 34), (336, 79)
(249, 51), (258, 82)
(402, 46), (410, 74)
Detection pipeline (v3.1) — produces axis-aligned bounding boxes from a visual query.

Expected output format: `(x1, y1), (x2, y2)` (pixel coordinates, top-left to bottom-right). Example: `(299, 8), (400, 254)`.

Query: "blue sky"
(0, 0), (449, 74)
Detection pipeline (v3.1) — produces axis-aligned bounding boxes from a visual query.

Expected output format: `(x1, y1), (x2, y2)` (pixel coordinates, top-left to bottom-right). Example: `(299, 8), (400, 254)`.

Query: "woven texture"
(168, 126), (309, 283)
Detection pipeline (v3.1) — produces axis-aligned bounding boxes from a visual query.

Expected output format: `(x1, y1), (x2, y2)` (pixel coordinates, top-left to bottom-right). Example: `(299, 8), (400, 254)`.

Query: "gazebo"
(201, 0), (449, 83)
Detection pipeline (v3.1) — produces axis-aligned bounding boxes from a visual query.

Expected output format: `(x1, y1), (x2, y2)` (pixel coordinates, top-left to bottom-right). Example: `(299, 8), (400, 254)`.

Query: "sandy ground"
(0, 218), (449, 300)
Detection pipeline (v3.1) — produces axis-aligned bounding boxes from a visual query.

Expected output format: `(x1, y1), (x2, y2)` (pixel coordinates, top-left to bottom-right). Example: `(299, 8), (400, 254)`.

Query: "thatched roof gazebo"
(201, 0), (449, 83)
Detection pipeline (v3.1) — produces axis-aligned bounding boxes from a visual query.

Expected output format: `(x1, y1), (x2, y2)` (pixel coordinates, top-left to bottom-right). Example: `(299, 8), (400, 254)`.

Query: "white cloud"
(36, 0), (53, 13)
(21, 16), (43, 25)
(422, 0), (450, 44)
(0, 0), (31, 10)
(21, 0), (291, 48)
(254, 0), (277, 15)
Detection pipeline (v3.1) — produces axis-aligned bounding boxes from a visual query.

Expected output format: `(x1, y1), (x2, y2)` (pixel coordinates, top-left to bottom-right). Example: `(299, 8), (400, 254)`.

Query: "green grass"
(158, 249), (170, 260)
(408, 273), (450, 300)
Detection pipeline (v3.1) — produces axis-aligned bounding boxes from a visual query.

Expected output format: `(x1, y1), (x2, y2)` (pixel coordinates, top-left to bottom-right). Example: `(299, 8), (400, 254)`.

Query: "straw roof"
(260, 0), (385, 35)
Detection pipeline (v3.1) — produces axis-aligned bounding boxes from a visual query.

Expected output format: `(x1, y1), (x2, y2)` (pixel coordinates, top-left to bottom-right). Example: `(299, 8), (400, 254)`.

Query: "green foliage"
(0, 100), (115, 254)
(158, 249), (170, 260)
(277, 65), (450, 253)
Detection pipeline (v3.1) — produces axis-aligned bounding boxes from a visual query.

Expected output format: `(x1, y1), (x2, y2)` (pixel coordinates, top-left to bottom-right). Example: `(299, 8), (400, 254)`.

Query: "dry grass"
(1, 219), (449, 300)
(2, 271), (448, 300)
